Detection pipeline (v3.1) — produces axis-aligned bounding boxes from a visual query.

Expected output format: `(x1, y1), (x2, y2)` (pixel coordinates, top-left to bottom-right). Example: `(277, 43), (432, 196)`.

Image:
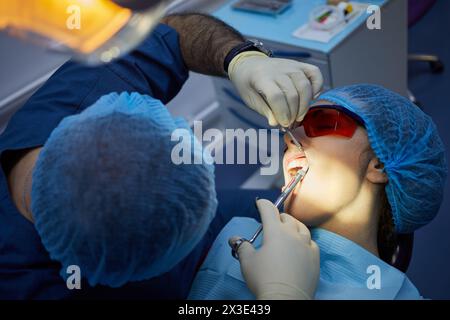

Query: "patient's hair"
(360, 146), (396, 263)
(377, 191), (396, 263)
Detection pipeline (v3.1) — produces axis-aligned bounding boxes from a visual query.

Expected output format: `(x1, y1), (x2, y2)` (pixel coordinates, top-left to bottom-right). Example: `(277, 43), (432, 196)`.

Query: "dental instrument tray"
(232, 0), (293, 16)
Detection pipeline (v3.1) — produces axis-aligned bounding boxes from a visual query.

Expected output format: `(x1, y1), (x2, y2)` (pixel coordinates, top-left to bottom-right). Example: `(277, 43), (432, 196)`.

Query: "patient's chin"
(284, 199), (331, 227)
(284, 200), (309, 223)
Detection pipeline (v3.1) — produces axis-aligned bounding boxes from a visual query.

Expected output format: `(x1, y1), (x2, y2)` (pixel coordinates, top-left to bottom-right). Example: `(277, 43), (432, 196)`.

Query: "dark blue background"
(405, 0), (450, 300)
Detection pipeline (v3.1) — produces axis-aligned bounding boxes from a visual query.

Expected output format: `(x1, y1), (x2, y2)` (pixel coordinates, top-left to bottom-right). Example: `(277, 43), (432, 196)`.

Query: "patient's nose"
(283, 133), (294, 148)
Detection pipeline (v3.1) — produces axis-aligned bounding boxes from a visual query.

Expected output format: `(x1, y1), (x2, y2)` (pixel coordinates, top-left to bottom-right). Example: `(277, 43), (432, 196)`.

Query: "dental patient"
(188, 84), (448, 300)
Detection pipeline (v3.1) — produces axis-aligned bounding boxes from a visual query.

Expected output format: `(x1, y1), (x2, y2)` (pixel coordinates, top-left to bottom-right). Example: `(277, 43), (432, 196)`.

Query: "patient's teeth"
(287, 159), (304, 171)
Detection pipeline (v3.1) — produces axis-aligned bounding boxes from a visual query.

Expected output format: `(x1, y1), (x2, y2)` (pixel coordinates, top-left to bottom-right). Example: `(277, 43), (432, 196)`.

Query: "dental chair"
(408, 0), (444, 106)
(382, 233), (414, 273)
(393, 0), (440, 272)
(408, 0), (444, 73)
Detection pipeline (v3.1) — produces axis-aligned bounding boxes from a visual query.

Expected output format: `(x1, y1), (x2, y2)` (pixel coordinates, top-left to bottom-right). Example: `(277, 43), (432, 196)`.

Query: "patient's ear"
(366, 157), (388, 184)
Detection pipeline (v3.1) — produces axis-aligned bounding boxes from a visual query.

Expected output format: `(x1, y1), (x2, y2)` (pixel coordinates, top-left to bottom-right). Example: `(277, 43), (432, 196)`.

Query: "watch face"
(248, 39), (273, 57)
(249, 39), (263, 48)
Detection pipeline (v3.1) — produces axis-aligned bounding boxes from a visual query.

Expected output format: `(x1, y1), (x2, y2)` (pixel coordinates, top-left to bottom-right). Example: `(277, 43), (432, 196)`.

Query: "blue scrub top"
(188, 217), (422, 300)
(0, 23), (272, 299)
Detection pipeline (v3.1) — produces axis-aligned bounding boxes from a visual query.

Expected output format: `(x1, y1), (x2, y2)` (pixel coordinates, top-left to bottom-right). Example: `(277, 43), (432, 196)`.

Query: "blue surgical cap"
(31, 92), (218, 287)
(319, 84), (447, 233)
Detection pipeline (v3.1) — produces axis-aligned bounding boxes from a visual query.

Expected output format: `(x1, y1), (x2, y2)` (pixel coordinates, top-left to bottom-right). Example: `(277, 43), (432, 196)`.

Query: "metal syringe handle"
(230, 167), (308, 259)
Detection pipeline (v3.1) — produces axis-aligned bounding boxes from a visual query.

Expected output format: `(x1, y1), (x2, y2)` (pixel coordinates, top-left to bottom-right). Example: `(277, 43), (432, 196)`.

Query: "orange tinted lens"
(302, 108), (358, 138)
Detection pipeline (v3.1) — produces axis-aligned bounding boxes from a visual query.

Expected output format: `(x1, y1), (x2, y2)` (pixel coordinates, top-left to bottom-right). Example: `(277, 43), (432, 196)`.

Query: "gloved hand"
(228, 51), (324, 127)
(235, 199), (320, 300)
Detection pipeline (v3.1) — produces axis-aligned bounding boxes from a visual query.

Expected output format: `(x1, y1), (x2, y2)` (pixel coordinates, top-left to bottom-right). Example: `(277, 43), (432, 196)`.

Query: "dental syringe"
(229, 128), (308, 259)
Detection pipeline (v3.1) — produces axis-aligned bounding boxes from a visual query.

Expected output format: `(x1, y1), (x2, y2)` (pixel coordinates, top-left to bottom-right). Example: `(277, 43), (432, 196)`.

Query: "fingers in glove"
(256, 199), (281, 238)
(236, 240), (258, 280)
(311, 240), (320, 255)
(248, 92), (278, 126)
(310, 240), (321, 270)
(296, 220), (313, 243)
(297, 63), (324, 96)
(253, 79), (290, 127)
(280, 213), (313, 243)
(279, 213), (301, 232)
(275, 75), (300, 127)
(237, 239), (256, 262)
(289, 72), (313, 122)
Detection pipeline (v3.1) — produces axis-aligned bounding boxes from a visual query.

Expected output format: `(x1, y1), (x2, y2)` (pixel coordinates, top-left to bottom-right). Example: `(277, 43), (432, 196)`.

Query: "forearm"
(5, 147), (41, 223)
(161, 13), (245, 77)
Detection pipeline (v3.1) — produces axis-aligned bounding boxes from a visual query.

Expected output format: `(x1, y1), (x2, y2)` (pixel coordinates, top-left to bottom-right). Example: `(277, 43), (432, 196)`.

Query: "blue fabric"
(31, 92), (217, 287)
(318, 84), (447, 233)
(76, 190), (273, 299)
(188, 217), (423, 300)
(0, 23), (192, 299)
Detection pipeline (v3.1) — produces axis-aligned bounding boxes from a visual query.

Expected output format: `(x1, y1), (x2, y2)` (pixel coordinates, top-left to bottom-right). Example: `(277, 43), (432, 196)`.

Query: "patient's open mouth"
(282, 154), (308, 206)
(285, 154), (307, 178)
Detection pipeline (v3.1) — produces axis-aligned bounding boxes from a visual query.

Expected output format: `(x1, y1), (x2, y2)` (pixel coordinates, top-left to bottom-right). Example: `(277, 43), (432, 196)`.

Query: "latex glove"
(235, 199), (320, 300)
(228, 51), (323, 127)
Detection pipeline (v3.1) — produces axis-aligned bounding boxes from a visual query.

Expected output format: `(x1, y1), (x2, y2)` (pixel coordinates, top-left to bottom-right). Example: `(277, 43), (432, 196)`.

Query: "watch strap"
(224, 40), (272, 74)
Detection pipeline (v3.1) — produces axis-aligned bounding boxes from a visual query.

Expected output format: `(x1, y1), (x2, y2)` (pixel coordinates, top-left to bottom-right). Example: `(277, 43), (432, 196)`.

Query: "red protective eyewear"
(296, 105), (365, 138)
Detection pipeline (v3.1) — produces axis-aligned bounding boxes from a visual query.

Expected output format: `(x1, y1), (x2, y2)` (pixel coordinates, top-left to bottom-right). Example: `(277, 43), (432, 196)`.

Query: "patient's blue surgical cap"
(32, 92), (217, 287)
(319, 84), (447, 233)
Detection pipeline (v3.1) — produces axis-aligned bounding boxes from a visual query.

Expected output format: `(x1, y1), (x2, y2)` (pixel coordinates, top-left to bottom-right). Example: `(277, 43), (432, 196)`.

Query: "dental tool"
(286, 129), (304, 153)
(229, 127), (309, 259)
(228, 167), (308, 259)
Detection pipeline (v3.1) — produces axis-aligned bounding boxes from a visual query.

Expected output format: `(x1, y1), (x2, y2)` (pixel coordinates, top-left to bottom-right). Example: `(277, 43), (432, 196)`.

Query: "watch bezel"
(247, 39), (273, 57)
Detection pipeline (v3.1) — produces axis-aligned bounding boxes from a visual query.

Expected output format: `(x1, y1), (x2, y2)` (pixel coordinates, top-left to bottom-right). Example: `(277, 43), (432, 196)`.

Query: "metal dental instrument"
(229, 168), (308, 259)
(285, 129), (304, 153)
(229, 128), (308, 260)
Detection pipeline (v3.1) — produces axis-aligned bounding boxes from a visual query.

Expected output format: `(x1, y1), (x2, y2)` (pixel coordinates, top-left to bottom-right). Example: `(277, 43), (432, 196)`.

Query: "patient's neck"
(317, 182), (382, 257)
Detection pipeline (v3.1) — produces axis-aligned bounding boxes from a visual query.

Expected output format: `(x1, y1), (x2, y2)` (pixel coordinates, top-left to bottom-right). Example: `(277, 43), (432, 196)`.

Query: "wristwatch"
(224, 39), (273, 74)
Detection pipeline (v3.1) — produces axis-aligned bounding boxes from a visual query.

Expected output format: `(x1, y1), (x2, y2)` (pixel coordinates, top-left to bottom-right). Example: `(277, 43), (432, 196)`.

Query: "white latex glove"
(228, 51), (324, 127)
(235, 199), (320, 300)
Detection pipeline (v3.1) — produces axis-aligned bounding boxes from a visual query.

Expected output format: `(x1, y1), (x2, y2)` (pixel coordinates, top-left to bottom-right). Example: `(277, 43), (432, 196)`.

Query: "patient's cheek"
(284, 156), (363, 225)
(284, 128), (370, 224)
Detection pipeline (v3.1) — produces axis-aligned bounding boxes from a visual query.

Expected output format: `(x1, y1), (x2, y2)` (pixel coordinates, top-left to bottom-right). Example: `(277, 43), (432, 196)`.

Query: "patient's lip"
(284, 146), (306, 161)
(284, 155), (307, 191)
(284, 152), (306, 170)
(287, 159), (304, 172)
